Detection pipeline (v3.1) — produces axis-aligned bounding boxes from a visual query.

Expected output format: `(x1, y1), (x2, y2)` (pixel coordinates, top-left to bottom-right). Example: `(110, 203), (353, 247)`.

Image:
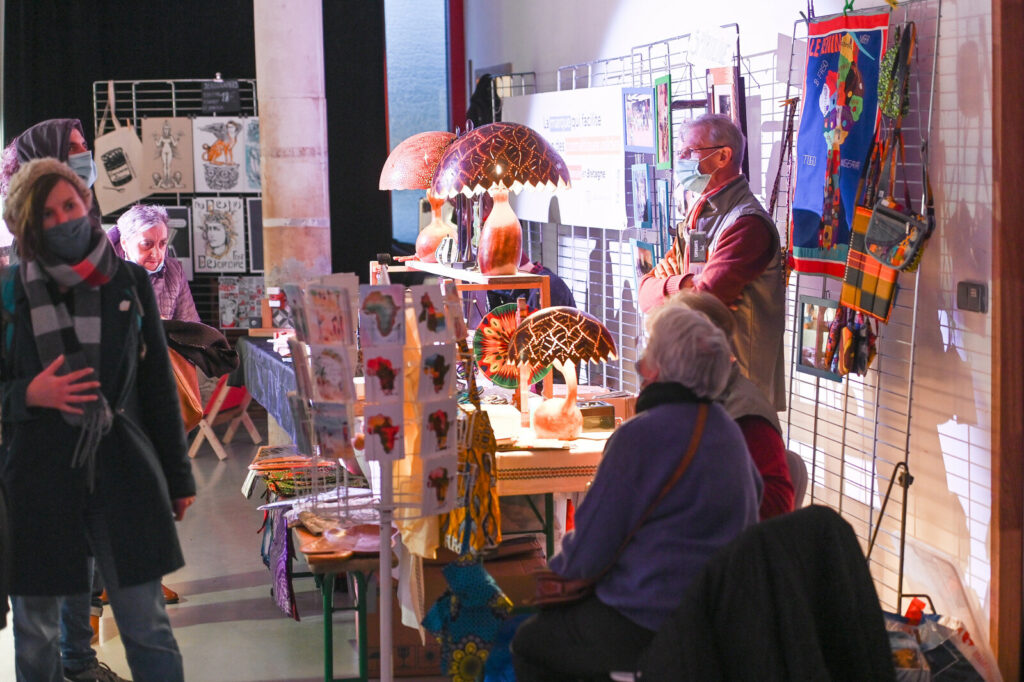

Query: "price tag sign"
(202, 80), (241, 114)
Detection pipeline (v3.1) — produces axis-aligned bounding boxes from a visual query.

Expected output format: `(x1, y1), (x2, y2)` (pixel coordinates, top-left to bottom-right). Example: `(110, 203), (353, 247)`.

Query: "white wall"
(466, 0), (998, 641)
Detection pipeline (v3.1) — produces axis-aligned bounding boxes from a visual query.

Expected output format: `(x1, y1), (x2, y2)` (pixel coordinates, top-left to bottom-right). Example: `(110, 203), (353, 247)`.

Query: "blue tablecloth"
(230, 336), (298, 440)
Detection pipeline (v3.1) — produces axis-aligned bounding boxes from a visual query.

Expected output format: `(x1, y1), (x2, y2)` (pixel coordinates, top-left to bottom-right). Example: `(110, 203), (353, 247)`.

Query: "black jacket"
(638, 505), (895, 681)
(0, 261), (195, 595)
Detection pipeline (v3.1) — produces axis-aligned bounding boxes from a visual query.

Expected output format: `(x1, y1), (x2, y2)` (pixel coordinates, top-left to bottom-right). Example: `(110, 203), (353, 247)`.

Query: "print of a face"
(205, 218), (228, 250)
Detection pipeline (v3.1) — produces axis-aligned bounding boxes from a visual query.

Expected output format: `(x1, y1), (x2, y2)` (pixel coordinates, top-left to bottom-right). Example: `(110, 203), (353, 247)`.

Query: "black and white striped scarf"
(20, 232), (119, 483)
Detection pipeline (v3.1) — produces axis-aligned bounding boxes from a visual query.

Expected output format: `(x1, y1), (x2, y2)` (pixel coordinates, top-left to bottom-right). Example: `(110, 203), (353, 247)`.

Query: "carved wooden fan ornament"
(507, 307), (617, 440)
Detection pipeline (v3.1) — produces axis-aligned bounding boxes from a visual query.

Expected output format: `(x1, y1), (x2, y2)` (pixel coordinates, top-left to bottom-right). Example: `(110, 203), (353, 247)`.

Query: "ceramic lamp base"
(477, 189), (522, 275)
(415, 193), (456, 262)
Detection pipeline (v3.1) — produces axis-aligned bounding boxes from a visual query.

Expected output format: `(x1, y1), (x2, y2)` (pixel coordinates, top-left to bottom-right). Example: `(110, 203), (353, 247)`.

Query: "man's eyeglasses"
(678, 145), (725, 160)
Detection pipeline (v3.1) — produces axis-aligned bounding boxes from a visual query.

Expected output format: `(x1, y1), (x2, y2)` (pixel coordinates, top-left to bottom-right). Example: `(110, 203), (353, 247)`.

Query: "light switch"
(956, 281), (987, 313)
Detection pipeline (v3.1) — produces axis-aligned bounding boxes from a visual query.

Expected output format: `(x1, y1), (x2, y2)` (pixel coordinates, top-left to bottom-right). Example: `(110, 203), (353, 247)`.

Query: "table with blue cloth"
(230, 336), (299, 442)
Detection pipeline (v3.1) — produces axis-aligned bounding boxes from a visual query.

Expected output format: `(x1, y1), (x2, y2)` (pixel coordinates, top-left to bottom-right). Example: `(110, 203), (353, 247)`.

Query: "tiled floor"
(1, 416), (446, 681)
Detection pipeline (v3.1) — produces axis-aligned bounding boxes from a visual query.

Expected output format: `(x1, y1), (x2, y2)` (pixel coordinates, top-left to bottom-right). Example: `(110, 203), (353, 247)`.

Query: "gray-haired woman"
(512, 305), (762, 679)
(108, 204), (199, 323)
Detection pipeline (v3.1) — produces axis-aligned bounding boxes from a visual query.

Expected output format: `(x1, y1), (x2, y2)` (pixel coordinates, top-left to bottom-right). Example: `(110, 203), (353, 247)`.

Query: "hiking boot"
(64, 660), (131, 682)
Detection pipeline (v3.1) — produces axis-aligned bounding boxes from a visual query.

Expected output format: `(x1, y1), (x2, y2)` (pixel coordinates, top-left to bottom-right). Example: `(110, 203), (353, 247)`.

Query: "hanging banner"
(791, 13), (889, 278)
(503, 87), (626, 230)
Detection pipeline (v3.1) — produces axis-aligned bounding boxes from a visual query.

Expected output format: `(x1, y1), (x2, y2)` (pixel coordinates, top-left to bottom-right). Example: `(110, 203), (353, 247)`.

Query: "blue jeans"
(11, 506), (184, 682)
(59, 559), (98, 673)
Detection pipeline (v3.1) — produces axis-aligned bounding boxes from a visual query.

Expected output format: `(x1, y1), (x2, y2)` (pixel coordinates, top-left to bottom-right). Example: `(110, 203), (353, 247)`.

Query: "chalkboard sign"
(202, 80), (241, 114)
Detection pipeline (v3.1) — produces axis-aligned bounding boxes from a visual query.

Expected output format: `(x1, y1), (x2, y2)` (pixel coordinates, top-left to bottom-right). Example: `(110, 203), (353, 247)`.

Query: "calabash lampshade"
(379, 131), (456, 190)
(430, 122), (571, 198)
(430, 122), (571, 275)
(379, 131), (457, 262)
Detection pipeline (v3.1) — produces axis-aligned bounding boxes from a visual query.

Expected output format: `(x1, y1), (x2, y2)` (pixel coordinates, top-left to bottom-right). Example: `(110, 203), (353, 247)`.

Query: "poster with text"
(503, 87), (627, 229)
(192, 196), (247, 272)
(141, 117), (194, 193)
(791, 13), (889, 278)
(193, 116), (247, 193)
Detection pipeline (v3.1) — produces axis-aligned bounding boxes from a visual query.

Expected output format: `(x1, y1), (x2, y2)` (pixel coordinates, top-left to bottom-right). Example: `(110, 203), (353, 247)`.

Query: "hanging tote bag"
(168, 348), (203, 432)
(93, 81), (149, 214)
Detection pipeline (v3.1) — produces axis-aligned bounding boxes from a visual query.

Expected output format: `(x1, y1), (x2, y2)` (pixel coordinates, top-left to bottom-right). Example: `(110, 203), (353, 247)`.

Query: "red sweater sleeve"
(692, 215), (776, 305)
(736, 415), (794, 520)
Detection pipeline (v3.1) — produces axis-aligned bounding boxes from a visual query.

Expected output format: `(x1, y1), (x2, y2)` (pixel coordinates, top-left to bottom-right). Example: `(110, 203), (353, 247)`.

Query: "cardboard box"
(363, 537), (545, 677)
(552, 385), (637, 423)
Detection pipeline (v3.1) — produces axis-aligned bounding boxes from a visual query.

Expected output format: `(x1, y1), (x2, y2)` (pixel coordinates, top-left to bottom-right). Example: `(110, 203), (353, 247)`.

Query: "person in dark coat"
(1, 118), (122, 682)
(1, 158), (195, 682)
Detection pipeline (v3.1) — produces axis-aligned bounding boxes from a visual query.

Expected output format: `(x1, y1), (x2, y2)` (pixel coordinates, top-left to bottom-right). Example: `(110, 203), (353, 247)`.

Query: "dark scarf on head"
(635, 381), (710, 414)
(20, 231), (119, 485)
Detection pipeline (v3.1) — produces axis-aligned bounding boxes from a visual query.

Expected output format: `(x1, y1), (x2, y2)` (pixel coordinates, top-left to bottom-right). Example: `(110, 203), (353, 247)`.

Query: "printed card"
(420, 399), (457, 457)
(141, 117), (194, 193)
(307, 285), (355, 346)
(312, 402), (354, 461)
(421, 452), (459, 516)
(363, 403), (405, 462)
(281, 284), (311, 342)
(288, 338), (314, 401)
(409, 283), (453, 345)
(193, 196), (247, 273)
(363, 345), (404, 404)
(287, 392), (313, 455)
(358, 284), (405, 345)
(309, 344), (355, 403)
(418, 344), (456, 401)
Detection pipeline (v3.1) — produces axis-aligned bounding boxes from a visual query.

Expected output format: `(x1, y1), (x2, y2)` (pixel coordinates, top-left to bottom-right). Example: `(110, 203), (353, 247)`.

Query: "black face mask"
(43, 216), (93, 262)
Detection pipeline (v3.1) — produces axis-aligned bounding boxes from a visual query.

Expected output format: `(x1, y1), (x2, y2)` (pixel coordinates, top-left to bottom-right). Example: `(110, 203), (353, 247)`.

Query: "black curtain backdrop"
(3, 0), (391, 280)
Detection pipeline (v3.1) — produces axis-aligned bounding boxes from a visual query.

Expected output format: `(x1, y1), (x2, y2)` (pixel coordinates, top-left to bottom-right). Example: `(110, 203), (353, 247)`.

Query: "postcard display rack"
(286, 277), (464, 682)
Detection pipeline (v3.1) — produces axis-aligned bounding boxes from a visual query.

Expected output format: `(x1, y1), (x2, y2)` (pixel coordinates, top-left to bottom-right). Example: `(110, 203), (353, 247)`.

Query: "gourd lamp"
(508, 307), (616, 440)
(378, 131), (456, 262)
(431, 122), (571, 275)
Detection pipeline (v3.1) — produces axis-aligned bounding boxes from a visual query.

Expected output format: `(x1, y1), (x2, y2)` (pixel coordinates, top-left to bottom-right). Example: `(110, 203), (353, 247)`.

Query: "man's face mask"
(677, 149), (722, 195)
(43, 216), (93, 262)
(67, 151), (97, 188)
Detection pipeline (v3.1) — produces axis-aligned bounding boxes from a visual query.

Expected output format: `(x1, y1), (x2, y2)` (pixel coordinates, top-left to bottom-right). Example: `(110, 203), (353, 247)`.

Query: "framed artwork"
(192, 196), (247, 272)
(622, 87), (656, 153)
(655, 178), (670, 253)
(217, 275), (264, 329)
(630, 239), (656, 293)
(630, 163), (652, 229)
(654, 75), (673, 170)
(247, 197), (263, 273)
(164, 206), (193, 280)
(796, 296), (843, 382)
(244, 117), (262, 192)
(193, 116), (247, 193)
(141, 117), (194, 193)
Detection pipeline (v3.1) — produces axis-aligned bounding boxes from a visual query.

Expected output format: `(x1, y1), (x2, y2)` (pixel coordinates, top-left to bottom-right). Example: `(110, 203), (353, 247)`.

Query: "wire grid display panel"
(91, 79), (261, 328)
(779, 0), (941, 612)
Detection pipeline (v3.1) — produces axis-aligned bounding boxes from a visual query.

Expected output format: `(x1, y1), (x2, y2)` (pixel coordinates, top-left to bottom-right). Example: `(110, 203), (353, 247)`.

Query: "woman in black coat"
(0, 158), (195, 682)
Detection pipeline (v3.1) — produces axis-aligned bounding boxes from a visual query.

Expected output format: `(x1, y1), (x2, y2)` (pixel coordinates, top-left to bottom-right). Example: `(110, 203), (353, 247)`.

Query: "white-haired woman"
(512, 305), (762, 680)
(108, 204), (199, 323)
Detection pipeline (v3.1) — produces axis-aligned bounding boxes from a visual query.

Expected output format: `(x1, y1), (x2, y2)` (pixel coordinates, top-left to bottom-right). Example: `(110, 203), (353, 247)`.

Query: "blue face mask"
(43, 215), (94, 262)
(67, 151), (97, 188)
(677, 157), (714, 195)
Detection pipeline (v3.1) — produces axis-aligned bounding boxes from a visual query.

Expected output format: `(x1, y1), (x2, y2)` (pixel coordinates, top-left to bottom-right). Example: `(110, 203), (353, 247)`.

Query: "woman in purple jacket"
(110, 205), (199, 323)
(512, 304), (762, 680)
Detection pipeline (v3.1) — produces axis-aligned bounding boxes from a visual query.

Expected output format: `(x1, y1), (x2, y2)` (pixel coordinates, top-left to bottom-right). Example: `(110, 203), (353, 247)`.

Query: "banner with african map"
(791, 13), (889, 278)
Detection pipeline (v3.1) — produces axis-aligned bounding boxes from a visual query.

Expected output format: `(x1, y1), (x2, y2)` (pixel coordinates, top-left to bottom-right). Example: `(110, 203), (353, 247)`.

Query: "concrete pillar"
(253, 0), (332, 286)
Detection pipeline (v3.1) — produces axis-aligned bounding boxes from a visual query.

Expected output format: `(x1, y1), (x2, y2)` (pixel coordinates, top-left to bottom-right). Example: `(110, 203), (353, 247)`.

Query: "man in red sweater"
(670, 291), (795, 519)
(639, 114), (787, 410)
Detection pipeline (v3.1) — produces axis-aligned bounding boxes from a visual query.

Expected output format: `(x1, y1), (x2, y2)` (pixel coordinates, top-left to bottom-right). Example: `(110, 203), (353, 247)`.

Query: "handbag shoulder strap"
(593, 402), (710, 581)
